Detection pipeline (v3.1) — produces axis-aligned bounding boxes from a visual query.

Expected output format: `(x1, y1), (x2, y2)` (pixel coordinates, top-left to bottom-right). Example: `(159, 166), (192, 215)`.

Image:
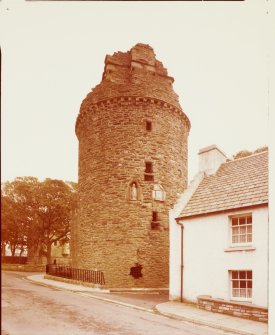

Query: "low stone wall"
(2, 263), (46, 272)
(197, 295), (268, 323)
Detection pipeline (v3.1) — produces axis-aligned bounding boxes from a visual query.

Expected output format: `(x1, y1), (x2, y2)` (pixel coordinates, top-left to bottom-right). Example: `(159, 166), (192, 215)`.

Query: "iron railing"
(46, 264), (105, 285)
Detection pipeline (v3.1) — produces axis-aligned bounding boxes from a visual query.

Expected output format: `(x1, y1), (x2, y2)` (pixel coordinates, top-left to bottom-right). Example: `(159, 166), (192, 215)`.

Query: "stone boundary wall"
(197, 295), (268, 323)
(2, 263), (46, 272)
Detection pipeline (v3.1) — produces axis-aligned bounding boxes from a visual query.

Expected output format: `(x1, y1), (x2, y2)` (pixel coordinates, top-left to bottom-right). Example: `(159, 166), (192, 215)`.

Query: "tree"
(233, 150), (253, 160)
(1, 195), (10, 255)
(1, 177), (77, 263)
(254, 146), (268, 154)
(1, 192), (28, 256)
(34, 178), (77, 263)
(233, 146), (268, 160)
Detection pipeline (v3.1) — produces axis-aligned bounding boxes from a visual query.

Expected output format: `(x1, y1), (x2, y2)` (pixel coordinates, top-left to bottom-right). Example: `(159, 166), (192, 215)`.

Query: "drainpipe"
(177, 221), (184, 303)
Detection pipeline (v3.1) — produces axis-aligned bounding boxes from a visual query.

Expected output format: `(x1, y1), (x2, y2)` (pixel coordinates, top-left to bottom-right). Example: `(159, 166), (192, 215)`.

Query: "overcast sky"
(1, 0), (272, 183)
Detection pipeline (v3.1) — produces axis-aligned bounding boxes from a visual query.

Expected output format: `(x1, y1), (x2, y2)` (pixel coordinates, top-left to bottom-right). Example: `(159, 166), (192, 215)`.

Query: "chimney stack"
(198, 145), (227, 175)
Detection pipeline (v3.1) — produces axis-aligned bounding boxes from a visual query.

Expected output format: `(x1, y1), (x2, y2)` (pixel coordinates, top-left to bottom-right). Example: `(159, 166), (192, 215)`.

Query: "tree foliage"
(254, 146), (268, 154)
(233, 150), (253, 160)
(233, 146), (268, 160)
(1, 194), (27, 256)
(1, 177), (77, 263)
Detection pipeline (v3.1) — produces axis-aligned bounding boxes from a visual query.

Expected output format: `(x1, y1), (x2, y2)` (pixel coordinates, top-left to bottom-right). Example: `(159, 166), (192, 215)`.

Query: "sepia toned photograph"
(1, 1), (274, 335)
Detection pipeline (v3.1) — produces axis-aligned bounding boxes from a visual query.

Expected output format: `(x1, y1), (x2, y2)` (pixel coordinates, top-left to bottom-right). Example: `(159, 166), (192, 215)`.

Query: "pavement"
(27, 274), (268, 335)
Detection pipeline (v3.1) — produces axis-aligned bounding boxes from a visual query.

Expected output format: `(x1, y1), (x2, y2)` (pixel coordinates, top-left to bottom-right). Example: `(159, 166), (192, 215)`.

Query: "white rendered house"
(169, 146), (268, 309)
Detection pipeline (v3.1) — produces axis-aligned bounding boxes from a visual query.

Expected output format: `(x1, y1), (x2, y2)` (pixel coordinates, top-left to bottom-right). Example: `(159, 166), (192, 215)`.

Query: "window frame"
(229, 270), (253, 302)
(229, 214), (252, 246)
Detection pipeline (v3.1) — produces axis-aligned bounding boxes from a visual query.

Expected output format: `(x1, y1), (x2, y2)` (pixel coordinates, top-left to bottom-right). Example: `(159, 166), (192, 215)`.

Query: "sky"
(1, 0), (275, 325)
(0, 0), (272, 184)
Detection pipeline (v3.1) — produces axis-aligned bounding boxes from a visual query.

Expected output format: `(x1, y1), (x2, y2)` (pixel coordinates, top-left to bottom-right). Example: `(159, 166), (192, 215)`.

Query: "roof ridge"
(224, 150), (268, 165)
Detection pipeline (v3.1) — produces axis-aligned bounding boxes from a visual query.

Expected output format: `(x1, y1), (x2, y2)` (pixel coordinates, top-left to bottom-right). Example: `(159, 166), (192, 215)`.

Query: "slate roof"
(178, 151), (268, 219)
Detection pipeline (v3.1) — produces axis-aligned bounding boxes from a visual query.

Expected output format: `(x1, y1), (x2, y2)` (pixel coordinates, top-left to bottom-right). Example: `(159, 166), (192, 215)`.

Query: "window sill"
(224, 245), (256, 252)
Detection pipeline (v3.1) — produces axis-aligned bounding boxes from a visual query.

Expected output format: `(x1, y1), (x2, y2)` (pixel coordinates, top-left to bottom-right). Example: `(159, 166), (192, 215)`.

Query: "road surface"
(2, 271), (234, 335)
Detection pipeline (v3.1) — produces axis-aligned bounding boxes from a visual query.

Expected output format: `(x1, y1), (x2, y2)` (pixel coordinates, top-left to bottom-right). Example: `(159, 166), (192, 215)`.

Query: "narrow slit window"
(145, 162), (153, 173)
(152, 211), (158, 222)
(151, 211), (160, 229)
(144, 161), (154, 181)
(146, 121), (152, 131)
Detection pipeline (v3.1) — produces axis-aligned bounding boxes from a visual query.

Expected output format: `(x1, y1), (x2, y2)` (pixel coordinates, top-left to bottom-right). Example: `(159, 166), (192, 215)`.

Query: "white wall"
(169, 206), (268, 307)
(169, 172), (204, 301)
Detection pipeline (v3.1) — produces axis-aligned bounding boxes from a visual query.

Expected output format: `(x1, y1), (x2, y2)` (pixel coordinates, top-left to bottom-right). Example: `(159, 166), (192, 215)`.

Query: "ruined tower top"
(103, 43), (171, 82)
(76, 43), (190, 135)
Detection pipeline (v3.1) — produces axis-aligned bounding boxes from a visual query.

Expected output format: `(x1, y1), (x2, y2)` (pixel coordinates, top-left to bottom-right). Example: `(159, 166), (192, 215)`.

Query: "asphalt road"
(2, 271), (233, 335)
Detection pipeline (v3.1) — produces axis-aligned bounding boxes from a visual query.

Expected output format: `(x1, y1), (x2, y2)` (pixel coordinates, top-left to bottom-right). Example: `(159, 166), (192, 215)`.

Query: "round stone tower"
(73, 43), (190, 288)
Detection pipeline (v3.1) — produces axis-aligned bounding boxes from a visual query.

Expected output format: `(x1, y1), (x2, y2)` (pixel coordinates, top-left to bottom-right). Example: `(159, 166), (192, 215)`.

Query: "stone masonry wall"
(73, 44), (190, 288)
(197, 296), (268, 323)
